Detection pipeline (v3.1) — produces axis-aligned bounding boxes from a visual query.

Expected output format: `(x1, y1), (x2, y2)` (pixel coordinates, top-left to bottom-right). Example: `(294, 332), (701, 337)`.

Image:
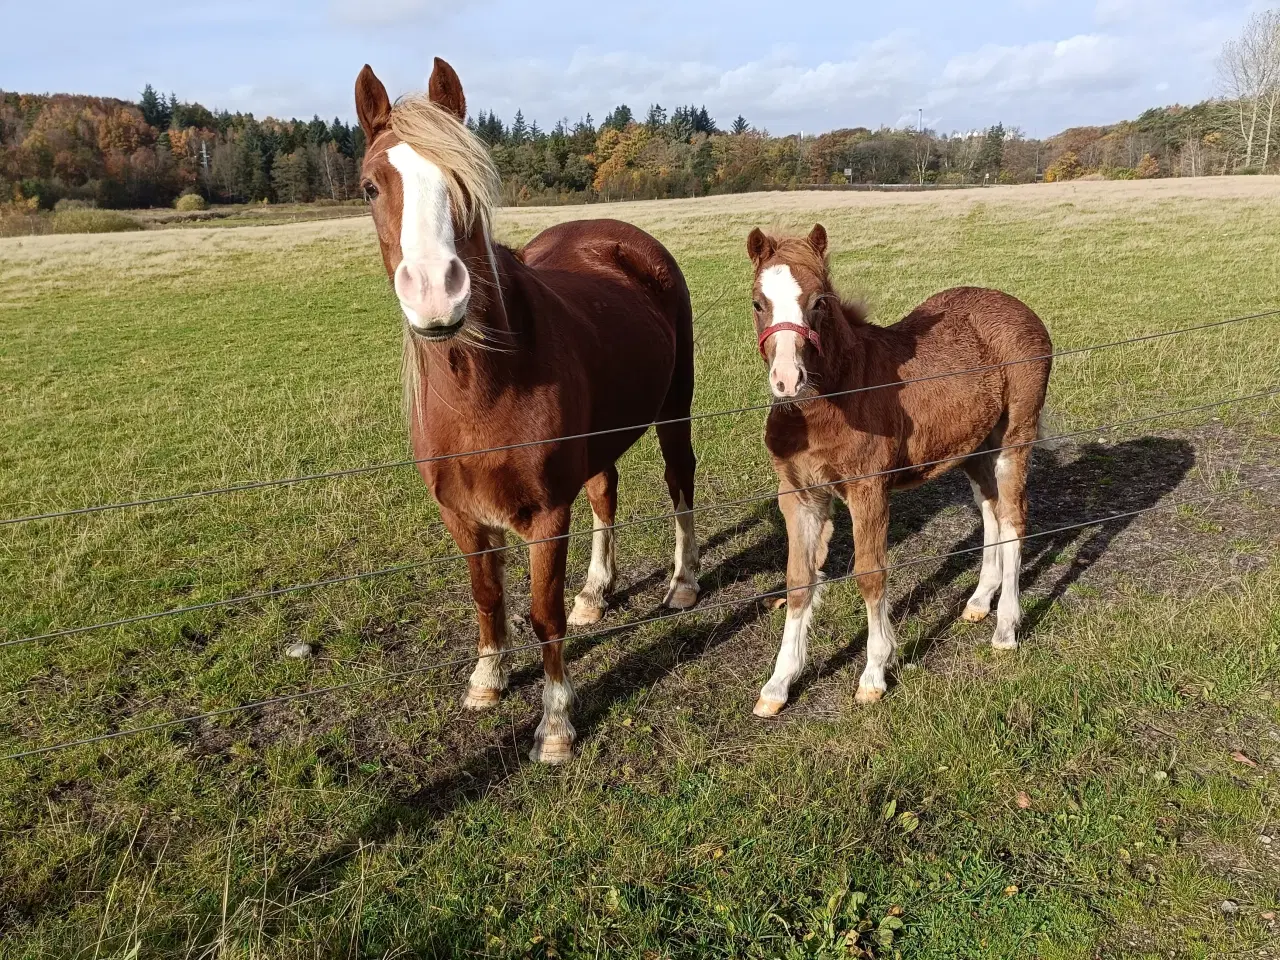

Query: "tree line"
(3, 11), (1278, 211)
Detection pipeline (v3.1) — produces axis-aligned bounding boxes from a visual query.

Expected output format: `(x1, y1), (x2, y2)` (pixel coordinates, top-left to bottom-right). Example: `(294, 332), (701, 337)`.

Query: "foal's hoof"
(529, 736), (574, 765)
(664, 582), (700, 611)
(568, 597), (606, 626)
(854, 686), (884, 705)
(462, 686), (502, 711)
(991, 632), (1019, 651)
(961, 603), (990, 623)
(753, 696), (786, 718)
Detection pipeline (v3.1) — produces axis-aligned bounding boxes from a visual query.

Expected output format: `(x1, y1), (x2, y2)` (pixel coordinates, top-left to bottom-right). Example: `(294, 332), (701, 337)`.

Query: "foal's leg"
(440, 510), (510, 710)
(656, 420), (700, 610)
(991, 444), (1032, 650)
(569, 467), (619, 626)
(961, 452), (1003, 623)
(754, 484), (833, 717)
(527, 507), (576, 764)
(848, 485), (896, 704)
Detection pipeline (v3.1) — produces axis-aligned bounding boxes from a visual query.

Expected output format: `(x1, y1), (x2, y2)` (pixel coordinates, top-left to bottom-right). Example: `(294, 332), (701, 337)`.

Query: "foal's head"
(746, 224), (832, 400)
(355, 60), (499, 341)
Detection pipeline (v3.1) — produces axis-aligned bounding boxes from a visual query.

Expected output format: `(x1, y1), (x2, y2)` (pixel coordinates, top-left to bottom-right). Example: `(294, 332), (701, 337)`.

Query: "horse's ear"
(355, 65), (392, 141)
(428, 57), (467, 122)
(747, 228), (775, 266)
(807, 223), (828, 257)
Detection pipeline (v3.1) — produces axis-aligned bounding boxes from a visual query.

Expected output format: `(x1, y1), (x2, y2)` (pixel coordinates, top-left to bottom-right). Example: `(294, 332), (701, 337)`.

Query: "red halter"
(758, 322), (822, 359)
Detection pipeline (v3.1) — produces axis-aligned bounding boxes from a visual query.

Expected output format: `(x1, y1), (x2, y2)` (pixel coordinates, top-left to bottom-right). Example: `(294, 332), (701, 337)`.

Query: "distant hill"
(1, 86), (1271, 211)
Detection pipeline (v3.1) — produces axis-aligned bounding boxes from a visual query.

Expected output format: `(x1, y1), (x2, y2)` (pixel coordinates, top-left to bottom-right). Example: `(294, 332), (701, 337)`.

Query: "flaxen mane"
(390, 94), (500, 236)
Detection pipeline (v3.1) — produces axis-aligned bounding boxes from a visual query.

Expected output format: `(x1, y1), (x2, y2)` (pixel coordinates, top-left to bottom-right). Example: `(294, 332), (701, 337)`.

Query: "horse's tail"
(1036, 406), (1066, 452)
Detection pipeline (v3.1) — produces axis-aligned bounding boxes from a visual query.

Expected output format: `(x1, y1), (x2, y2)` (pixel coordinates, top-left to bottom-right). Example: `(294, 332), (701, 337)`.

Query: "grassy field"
(2, 177), (1280, 958)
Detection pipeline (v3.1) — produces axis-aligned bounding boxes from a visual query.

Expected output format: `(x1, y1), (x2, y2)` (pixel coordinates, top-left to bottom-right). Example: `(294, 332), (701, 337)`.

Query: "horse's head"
(746, 224), (831, 400)
(355, 59), (498, 341)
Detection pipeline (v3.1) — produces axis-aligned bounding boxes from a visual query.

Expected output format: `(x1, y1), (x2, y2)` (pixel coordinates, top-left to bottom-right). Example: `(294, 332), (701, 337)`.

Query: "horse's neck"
(821, 300), (869, 390)
(405, 243), (530, 433)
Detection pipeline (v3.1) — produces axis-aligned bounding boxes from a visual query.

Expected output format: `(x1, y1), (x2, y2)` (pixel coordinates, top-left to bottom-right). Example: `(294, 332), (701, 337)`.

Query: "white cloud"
(329, 0), (480, 24)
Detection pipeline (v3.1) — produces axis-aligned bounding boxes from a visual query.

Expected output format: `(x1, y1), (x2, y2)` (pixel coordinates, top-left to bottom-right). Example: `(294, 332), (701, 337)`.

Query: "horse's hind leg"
(961, 450), (1003, 623)
(656, 418), (700, 610)
(991, 441), (1033, 650)
(569, 467), (619, 626)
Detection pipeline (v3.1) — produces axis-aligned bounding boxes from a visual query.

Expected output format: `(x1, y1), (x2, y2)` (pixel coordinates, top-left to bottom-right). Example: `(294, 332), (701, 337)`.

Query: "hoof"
(854, 686), (884, 705)
(568, 597), (606, 627)
(991, 633), (1019, 651)
(664, 583), (700, 611)
(753, 696), (786, 718)
(961, 603), (990, 623)
(529, 736), (574, 765)
(462, 686), (502, 711)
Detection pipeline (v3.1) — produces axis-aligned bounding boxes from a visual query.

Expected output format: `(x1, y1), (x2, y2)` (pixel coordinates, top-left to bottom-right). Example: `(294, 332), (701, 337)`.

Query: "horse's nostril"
(443, 258), (467, 299)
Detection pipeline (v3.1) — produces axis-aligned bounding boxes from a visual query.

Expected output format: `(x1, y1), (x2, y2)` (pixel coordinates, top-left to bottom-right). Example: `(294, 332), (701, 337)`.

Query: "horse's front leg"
(754, 482), (833, 717)
(440, 509), (510, 710)
(526, 506), (576, 764)
(848, 485), (895, 703)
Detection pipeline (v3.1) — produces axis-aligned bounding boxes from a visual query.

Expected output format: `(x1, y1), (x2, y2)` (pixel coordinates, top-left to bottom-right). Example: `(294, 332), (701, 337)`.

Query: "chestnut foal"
(356, 60), (700, 762)
(747, 225), (1052, 716)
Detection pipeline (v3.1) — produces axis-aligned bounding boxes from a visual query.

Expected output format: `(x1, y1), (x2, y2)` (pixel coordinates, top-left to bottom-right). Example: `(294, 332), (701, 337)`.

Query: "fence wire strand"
(4, 306), (1277, 528)
(5, 476), (1274, 763)
(5, 385), (1278, 652)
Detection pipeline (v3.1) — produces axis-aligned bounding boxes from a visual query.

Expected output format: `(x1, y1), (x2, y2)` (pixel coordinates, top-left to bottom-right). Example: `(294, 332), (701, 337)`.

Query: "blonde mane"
(390, 94), (500, 237)
(392, 95), (503, 425)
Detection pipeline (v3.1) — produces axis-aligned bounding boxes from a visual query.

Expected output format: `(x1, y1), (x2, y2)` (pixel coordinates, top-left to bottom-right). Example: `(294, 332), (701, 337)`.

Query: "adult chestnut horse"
(746, 224), (1051, 716)
(355, 60), (700, 763)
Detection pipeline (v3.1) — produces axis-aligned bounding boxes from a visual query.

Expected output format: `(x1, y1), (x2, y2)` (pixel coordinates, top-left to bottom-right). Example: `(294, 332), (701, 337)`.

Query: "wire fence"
(5, 384), (1279, 652)
(4, 306), (1277, 528)
(5, 477), (1275, 763)
(2, 305), (1278, 762)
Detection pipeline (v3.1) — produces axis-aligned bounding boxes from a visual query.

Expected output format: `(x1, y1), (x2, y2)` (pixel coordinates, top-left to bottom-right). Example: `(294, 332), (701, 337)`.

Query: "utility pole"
(918, 108), (923, 134)
(200, 140), (210, 175)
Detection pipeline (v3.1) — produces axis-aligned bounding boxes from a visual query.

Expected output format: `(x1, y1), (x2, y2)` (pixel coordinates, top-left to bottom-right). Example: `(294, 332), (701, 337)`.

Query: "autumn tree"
(1217, 8), (1280, 169)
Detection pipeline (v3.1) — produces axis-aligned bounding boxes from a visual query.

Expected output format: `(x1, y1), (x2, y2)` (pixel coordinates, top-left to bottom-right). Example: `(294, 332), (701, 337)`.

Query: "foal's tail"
(1035, 407), (1066, 452)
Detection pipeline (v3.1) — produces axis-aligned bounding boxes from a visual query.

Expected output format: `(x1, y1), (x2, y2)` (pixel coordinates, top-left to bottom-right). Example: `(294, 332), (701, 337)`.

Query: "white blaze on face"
(759, 264), (808, 398)
(386, 142), (471, 332)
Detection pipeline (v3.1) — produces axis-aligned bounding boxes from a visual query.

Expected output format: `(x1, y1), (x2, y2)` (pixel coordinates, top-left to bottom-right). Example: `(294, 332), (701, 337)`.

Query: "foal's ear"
(807, 223), (828, 257)
(747, 227), (776, 267)
(355, 65), (392, 141)
(428, 57), (467, 122)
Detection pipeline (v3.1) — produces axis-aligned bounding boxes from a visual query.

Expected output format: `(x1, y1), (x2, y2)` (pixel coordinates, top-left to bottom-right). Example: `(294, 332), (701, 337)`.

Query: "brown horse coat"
(357, 60), (699, 763)
(747, 225), (1051, 715)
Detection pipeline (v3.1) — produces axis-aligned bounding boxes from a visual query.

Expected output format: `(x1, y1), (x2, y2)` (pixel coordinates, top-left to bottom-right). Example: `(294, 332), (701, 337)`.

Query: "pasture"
(2, 177), (1280, 958)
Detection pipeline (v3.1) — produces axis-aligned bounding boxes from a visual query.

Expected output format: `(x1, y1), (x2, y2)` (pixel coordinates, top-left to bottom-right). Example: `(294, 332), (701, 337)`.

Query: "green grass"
(2, 180), (1279, 958)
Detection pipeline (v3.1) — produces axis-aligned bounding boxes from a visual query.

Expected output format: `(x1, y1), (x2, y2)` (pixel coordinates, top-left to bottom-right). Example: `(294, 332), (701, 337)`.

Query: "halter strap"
(759, 322), (822, 359)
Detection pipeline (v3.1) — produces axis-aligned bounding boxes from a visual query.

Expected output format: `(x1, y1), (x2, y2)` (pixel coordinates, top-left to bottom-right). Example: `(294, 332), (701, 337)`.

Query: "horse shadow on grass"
(163, 435), (1192, 950)
(789, 435), (1195, 699)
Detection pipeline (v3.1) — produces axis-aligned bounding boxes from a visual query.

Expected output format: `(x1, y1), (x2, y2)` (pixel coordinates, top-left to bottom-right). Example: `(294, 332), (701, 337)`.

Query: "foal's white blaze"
(759, 265), (808, 398)
(386, 143), (471, 332)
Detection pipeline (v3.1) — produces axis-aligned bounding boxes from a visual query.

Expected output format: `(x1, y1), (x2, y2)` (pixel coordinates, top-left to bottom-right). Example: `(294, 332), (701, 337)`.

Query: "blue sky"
(3, 0), (1263, 136)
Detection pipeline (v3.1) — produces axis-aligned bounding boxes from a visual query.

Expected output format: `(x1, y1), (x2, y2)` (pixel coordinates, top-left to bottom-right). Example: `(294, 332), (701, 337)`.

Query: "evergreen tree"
(645, 104), (667, 130)
(732, 115), (749, 135)
(511, 110), (528, 144)
(139, 85), (164, 127)
(603, 105), (633, 131)
(976, 122), (1005, 175)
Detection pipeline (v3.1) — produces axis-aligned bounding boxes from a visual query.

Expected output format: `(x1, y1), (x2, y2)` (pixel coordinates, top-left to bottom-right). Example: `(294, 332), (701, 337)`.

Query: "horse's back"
(522, 218), (690, 322)
(909, 286), (1050, 362)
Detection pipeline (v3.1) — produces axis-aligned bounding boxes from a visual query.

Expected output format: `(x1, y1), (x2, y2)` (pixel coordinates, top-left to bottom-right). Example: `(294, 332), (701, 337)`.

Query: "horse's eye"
(752, 300), (763, 312)
(362, 180), (379, 201)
